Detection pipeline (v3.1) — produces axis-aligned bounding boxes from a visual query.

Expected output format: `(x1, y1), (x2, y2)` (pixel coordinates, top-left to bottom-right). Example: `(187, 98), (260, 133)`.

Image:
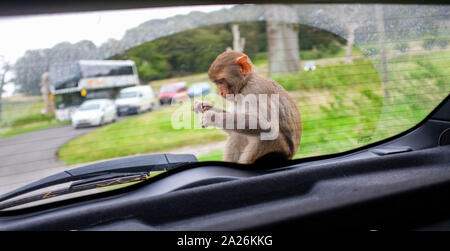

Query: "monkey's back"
(243, 73), (302, 159)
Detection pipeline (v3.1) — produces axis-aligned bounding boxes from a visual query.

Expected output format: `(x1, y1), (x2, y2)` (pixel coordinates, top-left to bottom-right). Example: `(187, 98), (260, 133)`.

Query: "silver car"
(71, 99), (117, 128)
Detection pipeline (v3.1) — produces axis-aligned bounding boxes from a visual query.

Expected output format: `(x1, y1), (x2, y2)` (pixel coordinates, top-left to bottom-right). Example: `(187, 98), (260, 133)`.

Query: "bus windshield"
(54, 92), (83, 109)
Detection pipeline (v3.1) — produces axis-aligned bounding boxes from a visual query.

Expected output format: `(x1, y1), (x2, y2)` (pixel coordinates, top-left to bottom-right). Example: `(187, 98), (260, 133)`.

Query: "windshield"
(54, 92), (83, 108)
(78, 103), (101, 111)
(0, 3), (449, 209)
(118, 91), (137, 99)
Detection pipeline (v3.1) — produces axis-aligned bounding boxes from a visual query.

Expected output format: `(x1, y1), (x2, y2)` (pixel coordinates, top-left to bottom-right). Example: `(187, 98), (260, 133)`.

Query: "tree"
(14, 40), (100, 95)
(0, 57), (11, 122)
(264, 5), (301, 76)
(331, 5), (368, 64)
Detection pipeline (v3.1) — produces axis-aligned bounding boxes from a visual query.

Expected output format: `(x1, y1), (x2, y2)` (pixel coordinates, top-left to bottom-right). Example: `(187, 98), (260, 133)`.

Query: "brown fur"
(203, 51), (302, 164)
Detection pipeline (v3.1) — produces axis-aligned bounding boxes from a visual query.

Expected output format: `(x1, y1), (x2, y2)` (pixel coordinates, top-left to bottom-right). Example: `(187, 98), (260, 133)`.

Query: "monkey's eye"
(216, 78), (225, 84)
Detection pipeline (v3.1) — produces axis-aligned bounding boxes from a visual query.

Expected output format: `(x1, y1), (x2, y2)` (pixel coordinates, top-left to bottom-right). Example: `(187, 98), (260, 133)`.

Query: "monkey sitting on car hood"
(194, 51), (302, 165)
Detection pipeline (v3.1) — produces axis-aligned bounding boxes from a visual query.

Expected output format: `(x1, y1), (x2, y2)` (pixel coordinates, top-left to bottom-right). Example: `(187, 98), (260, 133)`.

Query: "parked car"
(188, 82), (211, 98)
(115, 85), (156, 116)
(158, 82), (188, 105)
(71, 99), (117, 128)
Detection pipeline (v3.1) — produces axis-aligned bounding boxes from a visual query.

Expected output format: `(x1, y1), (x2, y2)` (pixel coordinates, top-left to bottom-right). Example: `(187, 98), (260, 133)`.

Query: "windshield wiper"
(0, 172), (155, 210)
(0, 154), (197, 210)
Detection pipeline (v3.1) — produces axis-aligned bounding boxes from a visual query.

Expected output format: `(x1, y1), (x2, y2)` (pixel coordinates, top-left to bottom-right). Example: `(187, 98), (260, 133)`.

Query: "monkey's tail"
(280, 125), (297, 159)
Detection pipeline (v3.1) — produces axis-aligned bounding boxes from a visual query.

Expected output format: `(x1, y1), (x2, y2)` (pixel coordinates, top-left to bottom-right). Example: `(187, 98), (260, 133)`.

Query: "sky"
(0, 4), (233, 97)
(0, 4), (233, 64)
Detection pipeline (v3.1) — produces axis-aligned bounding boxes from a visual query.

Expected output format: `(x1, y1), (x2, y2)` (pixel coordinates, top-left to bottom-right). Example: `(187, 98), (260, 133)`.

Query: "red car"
(157, 81), (188, 105)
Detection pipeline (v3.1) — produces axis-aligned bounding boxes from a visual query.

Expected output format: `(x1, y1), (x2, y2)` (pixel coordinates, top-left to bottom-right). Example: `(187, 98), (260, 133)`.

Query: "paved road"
(0, 113), (143, 194)
(0, 125), (96, 194)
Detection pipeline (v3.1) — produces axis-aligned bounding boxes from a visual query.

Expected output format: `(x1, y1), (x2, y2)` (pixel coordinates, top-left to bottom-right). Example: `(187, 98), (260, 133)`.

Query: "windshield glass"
(0, 3), (449, 209)
(118, 91), (137, 98)
(78, 103), (101, 111)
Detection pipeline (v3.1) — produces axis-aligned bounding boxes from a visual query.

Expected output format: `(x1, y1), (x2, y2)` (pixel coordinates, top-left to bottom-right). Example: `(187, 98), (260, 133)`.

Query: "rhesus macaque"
(193, 51), (302, 164)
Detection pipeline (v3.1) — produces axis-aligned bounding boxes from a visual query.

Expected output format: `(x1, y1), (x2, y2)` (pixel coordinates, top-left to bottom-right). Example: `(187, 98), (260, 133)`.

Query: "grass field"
(0, 97), (69, 138)
(58, 103), (227, 165)
(58, 48), (450, 165)
(200, 50), (450, 161)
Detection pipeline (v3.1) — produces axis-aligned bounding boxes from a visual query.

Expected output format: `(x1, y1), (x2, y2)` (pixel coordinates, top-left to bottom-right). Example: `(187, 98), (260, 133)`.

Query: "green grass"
(253, 47), (361, 66)
(273, 58), (379, 91)
(59, 102), (227, 165)
(0, 100), (69, 138)
(197, 149), (224, 162)
(197, 51), (450, 161)
(368, 51), (450, 142)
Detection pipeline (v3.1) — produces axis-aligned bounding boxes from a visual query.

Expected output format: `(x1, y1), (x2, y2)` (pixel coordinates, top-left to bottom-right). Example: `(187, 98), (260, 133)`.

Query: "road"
(0, 113), (139, 194)
(0, 102), (219, 196)
(0, 125), (96, 194)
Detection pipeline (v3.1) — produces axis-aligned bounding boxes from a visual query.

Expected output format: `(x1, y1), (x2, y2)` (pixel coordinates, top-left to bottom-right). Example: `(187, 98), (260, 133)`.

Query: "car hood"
(72, 110), (101, 120)
(116, 97), (139, 106)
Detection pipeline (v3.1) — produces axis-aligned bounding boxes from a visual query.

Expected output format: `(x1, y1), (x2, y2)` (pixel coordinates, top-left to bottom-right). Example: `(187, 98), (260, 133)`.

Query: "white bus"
(50, 60), (139, 121)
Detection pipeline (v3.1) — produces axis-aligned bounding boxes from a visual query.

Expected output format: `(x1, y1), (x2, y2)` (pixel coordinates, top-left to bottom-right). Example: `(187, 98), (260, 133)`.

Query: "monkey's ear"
(236, 55), (252, 74)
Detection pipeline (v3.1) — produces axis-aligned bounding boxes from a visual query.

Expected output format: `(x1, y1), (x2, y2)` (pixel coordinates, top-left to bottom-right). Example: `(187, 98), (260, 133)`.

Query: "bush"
(394, 42), (409, 53)
(274, 58), (380, 91)
(436, 38), (449, 49)
(422, 35), (436, 50)
(361, 46), (380, 57)
(11, 113), (54, 127)
(252, 52), (268, 65)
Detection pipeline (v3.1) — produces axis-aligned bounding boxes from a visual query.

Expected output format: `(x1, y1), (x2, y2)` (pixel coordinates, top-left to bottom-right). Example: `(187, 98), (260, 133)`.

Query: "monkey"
(193, 50), (302, 165)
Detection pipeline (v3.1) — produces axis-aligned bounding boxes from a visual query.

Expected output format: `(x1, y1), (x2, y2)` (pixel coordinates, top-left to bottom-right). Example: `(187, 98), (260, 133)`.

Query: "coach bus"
(50, 60), (139, 121)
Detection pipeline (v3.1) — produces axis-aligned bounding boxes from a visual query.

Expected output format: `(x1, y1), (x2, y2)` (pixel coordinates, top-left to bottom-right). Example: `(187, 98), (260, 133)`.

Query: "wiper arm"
(0, 154), (197, 209)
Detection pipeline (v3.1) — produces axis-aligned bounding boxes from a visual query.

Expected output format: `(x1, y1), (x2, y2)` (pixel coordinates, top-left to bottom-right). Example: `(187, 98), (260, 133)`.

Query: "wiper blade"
(0, 172), (155, 211)
(0, 154), (197, 208)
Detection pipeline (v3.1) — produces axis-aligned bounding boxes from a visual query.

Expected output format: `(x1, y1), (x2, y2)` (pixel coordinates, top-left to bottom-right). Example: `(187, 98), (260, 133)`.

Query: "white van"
(115, 85), (156, 116)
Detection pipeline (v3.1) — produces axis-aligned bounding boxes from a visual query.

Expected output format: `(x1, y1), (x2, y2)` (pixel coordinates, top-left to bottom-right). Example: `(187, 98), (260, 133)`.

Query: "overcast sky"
(0, 4), (233, 64)
(0, 4), (233, 97)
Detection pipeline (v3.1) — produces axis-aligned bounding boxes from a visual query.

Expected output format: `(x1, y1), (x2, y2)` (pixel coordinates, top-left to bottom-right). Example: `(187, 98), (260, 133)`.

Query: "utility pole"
(375, 4), (390, 99)
(0, 59), (11, 122)
(232, 24), (246, 52)
(264, 4), (301, 76)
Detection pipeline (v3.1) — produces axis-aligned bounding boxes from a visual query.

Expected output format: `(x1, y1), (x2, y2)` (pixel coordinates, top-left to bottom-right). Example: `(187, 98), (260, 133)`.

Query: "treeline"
(111, 22), (346, 82)
(14, 41), (101, 95)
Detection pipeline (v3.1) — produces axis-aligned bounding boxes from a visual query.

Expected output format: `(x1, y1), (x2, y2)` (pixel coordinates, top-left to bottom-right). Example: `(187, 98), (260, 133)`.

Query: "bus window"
(80, 65), (134, 78)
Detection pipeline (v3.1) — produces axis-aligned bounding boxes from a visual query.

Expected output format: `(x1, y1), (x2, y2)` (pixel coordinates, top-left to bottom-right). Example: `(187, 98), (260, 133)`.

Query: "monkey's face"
(213, 78), (232, 98)
(208, 51), (253, 99)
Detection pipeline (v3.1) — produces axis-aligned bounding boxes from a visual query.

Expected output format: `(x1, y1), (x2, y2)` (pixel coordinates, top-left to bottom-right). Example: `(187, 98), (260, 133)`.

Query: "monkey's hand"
(200, 110), (221, 128)
(193, 100), (213, 114)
